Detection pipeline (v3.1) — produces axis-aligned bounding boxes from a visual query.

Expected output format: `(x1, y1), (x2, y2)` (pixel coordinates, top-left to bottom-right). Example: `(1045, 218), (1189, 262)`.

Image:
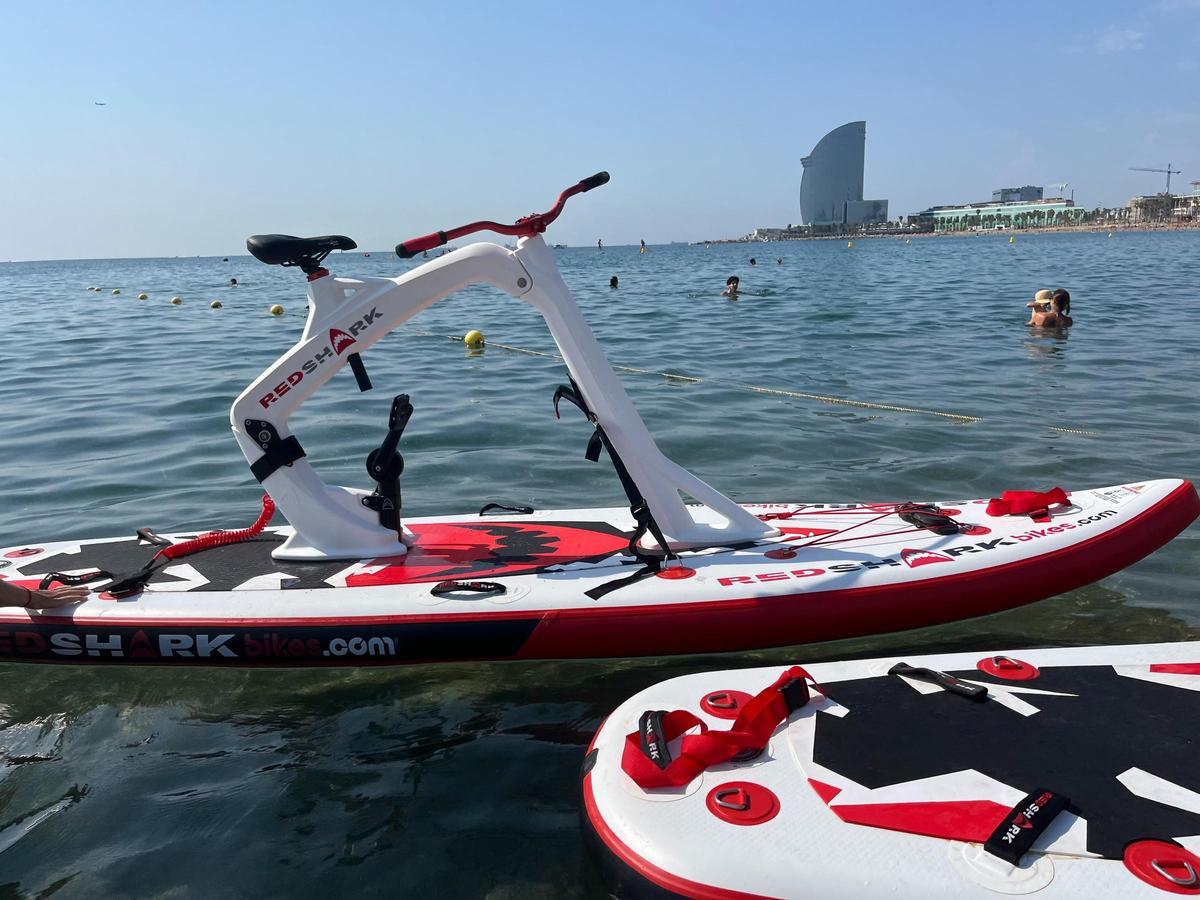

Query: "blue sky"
(2, 1), (1198, 259)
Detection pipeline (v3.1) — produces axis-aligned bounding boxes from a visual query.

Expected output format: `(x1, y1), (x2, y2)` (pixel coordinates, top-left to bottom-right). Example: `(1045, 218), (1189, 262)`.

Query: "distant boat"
(552, 243), (568, 249)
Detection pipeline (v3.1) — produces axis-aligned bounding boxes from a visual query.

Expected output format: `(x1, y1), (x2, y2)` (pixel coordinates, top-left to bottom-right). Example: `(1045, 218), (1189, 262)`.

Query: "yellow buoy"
(210, 300), (222, 309)
(846, 241), (854, 249)
(1009, 236), (1015, 243)
(170, 297), (182, 305)
(137, 292), (149, 299)
(269, 304), (284, 316)
(111, 289), (121, 295)
(463, 329), (485, 347)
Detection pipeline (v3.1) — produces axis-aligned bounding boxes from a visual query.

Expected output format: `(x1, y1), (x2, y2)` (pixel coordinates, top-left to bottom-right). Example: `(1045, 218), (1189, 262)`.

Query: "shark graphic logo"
(329, 328), (356, 356)
(899, 547), (954, 568)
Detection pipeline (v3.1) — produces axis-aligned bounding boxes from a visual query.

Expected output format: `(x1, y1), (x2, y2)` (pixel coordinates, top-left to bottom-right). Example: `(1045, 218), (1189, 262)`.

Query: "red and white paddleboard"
(0, 479), (1194, 667)
(583, 641), (1200, 899)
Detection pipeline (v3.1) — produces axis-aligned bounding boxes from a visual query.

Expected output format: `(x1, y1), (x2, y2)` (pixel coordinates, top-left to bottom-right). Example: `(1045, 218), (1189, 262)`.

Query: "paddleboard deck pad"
(0, 479), (1195, 666)
(583, 642), (1200, 898)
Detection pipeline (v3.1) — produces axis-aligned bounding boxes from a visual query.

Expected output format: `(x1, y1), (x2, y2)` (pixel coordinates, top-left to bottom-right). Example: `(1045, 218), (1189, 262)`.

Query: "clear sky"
(2, 1), (1198, 259)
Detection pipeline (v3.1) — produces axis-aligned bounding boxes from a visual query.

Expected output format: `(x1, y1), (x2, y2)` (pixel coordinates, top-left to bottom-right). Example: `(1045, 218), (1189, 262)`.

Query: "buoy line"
(403, 329), (1099, 435)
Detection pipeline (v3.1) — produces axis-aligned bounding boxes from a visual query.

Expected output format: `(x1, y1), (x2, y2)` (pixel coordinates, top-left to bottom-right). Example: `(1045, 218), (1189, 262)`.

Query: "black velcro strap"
(429, 580), (506, 597)
(984, 789), (1070, 865)
(249, 434), (305, 483)
(479, 503), (535, 516)
(136, 528), (172, 547)
(580, 748), (598, 778)
(889, 662), (989, 702)
(584, 563), (658, 600)
(638, 710), (672, 770)
(779, 675), (810, 712)
(585, 430), (603, 462)
(39, 570), (114, 591)
(897, 502), (960, 536)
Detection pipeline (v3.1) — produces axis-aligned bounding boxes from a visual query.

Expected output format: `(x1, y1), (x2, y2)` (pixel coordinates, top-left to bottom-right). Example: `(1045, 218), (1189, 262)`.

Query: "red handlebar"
(396, 172), (609, 259)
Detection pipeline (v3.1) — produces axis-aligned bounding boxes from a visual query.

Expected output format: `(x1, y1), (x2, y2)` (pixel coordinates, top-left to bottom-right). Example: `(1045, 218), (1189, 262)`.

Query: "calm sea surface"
(1, 232), (1198, 897)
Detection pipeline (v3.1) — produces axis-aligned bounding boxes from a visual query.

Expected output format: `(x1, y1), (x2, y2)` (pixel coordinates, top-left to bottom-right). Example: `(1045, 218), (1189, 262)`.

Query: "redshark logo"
(329, 328), (356, 355)
(900, 548), (954, 568)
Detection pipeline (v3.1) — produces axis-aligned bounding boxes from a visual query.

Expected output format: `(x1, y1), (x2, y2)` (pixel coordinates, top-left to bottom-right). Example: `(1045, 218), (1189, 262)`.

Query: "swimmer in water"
(1026, 289), (1054, 326)
(721, 275), (739, 298)
(749, 257), (757, 266)
(1026, 288), (1073, 327)
(1049, 289), (1072, 326)
(229, 277), (238, 287)
(776, 258), (782, 265)
(610, 276), (618, 289)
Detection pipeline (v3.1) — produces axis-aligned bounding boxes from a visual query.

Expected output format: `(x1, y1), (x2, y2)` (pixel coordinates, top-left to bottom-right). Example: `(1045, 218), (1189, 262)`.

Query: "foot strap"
(620, 666), (815, 789)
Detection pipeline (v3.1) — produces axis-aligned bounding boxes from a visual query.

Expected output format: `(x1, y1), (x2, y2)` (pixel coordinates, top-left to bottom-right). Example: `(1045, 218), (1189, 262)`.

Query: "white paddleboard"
(0, 479), (1194, 667)
(583, 641), (1200, 898)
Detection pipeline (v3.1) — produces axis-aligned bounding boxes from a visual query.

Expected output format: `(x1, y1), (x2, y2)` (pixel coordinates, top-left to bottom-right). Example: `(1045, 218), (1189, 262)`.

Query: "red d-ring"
(700, 690), (754, 720)
(655, 565), (696, 580)
(1124, 840), (1200, 894)
(705, 782), (780, 826)
(977, 655), (1040, 681)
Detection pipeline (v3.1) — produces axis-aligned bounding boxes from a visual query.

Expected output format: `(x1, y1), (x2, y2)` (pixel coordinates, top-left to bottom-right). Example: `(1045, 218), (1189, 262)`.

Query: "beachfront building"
(915, 196), (1082, 232)
(1128, 187), (1200, 223)
(992, 185), (1043, 203)
(799, 121), (889, 226)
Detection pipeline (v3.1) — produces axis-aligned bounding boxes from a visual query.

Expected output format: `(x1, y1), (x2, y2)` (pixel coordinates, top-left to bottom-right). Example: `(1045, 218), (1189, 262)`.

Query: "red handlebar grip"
(396, 230), (448, 259)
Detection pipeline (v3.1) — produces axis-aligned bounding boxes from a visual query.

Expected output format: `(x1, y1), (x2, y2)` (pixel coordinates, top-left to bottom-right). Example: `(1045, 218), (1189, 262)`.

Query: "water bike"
(582, 641), (1200, 898)
(0, 174), (1195, 666)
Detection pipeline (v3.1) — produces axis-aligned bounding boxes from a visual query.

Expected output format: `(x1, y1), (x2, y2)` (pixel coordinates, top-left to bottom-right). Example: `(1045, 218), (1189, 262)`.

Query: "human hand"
(25, 585), (91, 610)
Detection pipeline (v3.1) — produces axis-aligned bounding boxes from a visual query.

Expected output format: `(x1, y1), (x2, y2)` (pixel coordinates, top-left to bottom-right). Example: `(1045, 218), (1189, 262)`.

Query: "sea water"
(0, 232), (1197, 896)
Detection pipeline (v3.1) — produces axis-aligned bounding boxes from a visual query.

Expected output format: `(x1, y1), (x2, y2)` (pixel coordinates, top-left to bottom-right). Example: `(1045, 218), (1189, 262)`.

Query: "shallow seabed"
(0, 231), (1197, 897)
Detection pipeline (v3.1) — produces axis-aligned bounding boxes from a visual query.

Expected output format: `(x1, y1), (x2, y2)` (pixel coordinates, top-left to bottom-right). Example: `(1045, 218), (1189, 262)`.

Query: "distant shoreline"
(705, 220), (1200, 245)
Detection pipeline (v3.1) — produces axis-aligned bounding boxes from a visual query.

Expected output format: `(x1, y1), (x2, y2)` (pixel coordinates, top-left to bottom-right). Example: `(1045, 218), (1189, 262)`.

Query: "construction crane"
(1130, 164), (1182, 194)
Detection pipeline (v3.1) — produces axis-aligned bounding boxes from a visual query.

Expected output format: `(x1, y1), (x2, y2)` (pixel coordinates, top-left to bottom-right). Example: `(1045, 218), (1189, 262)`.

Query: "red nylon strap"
(985, 487), (1068, 521)
(157, 494), (276, 560)
(620, 666), (813, 789)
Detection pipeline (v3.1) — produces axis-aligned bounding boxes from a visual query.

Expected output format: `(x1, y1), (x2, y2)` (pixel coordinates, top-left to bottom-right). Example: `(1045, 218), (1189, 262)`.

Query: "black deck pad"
(813, 664), (1200, 859)
(22, 536), (349, 592)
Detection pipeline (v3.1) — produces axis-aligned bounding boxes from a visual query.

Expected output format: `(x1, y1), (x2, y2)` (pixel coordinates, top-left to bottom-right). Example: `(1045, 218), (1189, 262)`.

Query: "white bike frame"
(231, 234), (779, 560)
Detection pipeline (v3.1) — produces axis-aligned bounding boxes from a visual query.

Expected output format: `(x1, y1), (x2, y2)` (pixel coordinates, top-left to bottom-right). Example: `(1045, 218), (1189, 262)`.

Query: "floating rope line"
(404, 329), (1097, 435)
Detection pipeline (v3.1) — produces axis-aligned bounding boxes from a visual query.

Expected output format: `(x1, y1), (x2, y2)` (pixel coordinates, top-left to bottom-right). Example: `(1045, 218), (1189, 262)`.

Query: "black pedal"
(363, 395), (413, 535)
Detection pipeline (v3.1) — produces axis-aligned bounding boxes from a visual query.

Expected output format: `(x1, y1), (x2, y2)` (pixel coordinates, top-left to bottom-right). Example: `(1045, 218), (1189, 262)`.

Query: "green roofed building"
(914, 194), (1082, 232)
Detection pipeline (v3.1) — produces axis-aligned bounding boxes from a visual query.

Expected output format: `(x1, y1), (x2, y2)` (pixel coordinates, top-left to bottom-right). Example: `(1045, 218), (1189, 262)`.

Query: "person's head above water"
(230, 277), (238, 286)
(726, 276), (739, 287)
(610, 276), (618, 289)
(1051, 288), (1070, 315)
(1027, 289), (1054, 309)
(776, 258), (782, 265)
(749, 258), (757, 266)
